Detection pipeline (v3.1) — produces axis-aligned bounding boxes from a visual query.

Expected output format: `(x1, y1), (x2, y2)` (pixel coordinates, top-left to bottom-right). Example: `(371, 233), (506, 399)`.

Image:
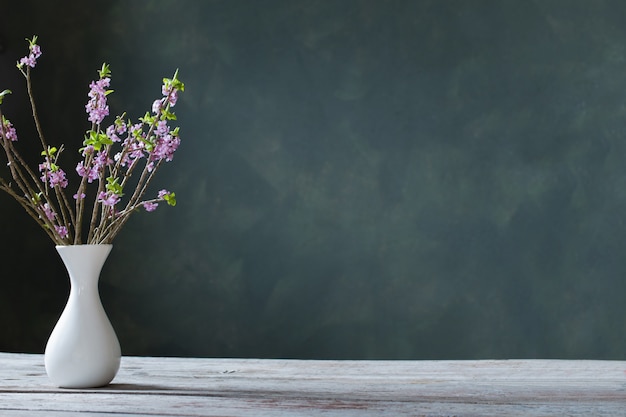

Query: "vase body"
(44, 244), (121, 388)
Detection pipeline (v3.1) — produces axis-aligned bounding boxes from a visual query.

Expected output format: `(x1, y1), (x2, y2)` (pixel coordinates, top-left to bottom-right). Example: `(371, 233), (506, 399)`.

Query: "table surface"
(1, 352), (625, 416)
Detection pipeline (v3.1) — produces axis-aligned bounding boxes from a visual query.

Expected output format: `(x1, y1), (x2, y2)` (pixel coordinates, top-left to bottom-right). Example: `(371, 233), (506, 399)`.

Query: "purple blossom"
(55, 225), (69, 239)
(106, 124), (121, 142)
(2, 120), (18, 141)
(116, 121), (127, 134)
(81, 145), (95, 156)
(18, 43), (43, 69)
(73, 192), (86, 200)
(152, 99), (163, 114)
(41, 203), (56, 221)
(158, 189), (170, 199)
(94, 150), (113, 169)
(76, 161), (99, 183)
(150, 134), (180, 163)
(85, 77), (111, 125)
(97, 191), (120, 207)
(143, 202), (158, 212)
(114, 151), (129, 166)
(168, 89), (178, 106)
(19, 55), (37, 68)
(155, 120), (168, 137)
(162, 84), (178, 106)
(48, 169), (68, 188)
(76, 150), (111, 184)
(39, 160), (68, 188)
(76, 161), (87, 177)
(126, 136), (147, 163)
(31, 44), (42, 58)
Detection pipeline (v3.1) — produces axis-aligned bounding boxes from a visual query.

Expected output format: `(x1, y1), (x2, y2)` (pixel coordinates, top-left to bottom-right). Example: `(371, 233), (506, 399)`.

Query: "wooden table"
(1, 352), (625, 416)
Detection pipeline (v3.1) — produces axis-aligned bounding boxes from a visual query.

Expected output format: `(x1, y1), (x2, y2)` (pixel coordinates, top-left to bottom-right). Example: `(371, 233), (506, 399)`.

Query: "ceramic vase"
(44, 244), (121, 388)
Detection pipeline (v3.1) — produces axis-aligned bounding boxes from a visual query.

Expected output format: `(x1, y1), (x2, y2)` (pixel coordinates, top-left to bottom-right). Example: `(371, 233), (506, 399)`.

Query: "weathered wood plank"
(1, 353), (625, 416)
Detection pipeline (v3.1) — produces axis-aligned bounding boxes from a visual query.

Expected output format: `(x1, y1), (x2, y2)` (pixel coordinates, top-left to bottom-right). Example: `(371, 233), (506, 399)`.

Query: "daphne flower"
(18, 41), (43, 69)
(162, 84), (179, 106)
(55, 225), (69, 239)
(30, 44), (42, 58)
(155, 120), (168, 137)
(39, 160), (68, 188)
(97, 191), (120, 207)
(85, 77), (110, 124)
(19, 55), (37, 68)
(75, 161), (99, 183)
(115, 120), (127, 135)
(152, 99), (163, 114)
(49, 169), (68, 188)
(106, 124), (121, 142)
(143, 201), (158, 212)
(2, 120), (18, 141)
(41, 203), (56, 221)
(76, 161), (87, 177)
(81, 145), (95, 156)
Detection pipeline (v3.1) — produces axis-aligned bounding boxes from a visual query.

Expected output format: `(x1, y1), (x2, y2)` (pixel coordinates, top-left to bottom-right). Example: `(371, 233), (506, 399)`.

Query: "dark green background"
(2, 0), (626, 359)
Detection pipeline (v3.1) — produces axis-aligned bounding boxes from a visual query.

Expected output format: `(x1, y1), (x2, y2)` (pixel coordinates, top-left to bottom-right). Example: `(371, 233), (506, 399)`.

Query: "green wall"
(2, 0), (626, 359)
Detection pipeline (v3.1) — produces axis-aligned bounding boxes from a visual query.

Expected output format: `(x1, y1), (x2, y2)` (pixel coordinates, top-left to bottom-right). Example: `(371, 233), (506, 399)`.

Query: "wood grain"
(1, 353), (625, 416)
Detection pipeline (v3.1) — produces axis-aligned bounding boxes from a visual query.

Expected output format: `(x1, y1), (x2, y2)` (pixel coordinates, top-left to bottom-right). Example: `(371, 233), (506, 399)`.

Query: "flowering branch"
(0, 37), (184, 245)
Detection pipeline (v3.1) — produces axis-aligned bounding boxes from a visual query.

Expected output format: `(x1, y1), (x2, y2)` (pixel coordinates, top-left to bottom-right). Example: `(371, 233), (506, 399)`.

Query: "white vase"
(44, 244), (121, 388)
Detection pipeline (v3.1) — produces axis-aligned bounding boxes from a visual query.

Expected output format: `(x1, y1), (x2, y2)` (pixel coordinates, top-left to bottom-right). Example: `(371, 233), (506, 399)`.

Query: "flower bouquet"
(0, 36), (186, 388)
(0, 36), (184, 245)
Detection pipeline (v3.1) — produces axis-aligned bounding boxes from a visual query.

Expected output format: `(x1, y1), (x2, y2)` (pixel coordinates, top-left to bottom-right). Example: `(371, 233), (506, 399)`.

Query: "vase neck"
(56, 245), (113, 288)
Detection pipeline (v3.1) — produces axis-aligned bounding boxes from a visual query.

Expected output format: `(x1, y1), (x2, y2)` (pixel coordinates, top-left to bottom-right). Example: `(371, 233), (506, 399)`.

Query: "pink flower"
(152, 99), (163, 114)
(39, 160), (68, 188)
(55, 225), (69, 239)
(30, 44), (42, 58)
(85, 77), (111, 124)
(168, 89), (178, 106)
(97, 191), (120, 207)
(50, 170), (68, 188)
(106, 124), (121, 142)
(81, 145), (95, 156)
(41, 203), (56, 221)
(143, 202), (158, 212)
(155, 120), (168, 137)
(19, 55), (37, 68)
(2, 120), (18, 141)
(76, 161), (87, 177)
(18, 43), (42, 69)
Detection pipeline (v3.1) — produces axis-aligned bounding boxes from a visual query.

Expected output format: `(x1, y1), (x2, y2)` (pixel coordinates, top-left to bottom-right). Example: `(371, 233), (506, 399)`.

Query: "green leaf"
(105, 177), (123, 196)
(41, 146), (57, 157)
(0, 89), (12, 105)
(140, 112), (156, 124)
(162, 109), (177, 121)
(163, 69), (185, 92)
(83, 130), (112, 151)
(164, 192), (176, 206)
(98, 63), (111, 79)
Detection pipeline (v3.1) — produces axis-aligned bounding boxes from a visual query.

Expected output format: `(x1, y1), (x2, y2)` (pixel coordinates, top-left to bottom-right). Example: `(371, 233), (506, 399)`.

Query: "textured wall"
(2, 0), (626, 359)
